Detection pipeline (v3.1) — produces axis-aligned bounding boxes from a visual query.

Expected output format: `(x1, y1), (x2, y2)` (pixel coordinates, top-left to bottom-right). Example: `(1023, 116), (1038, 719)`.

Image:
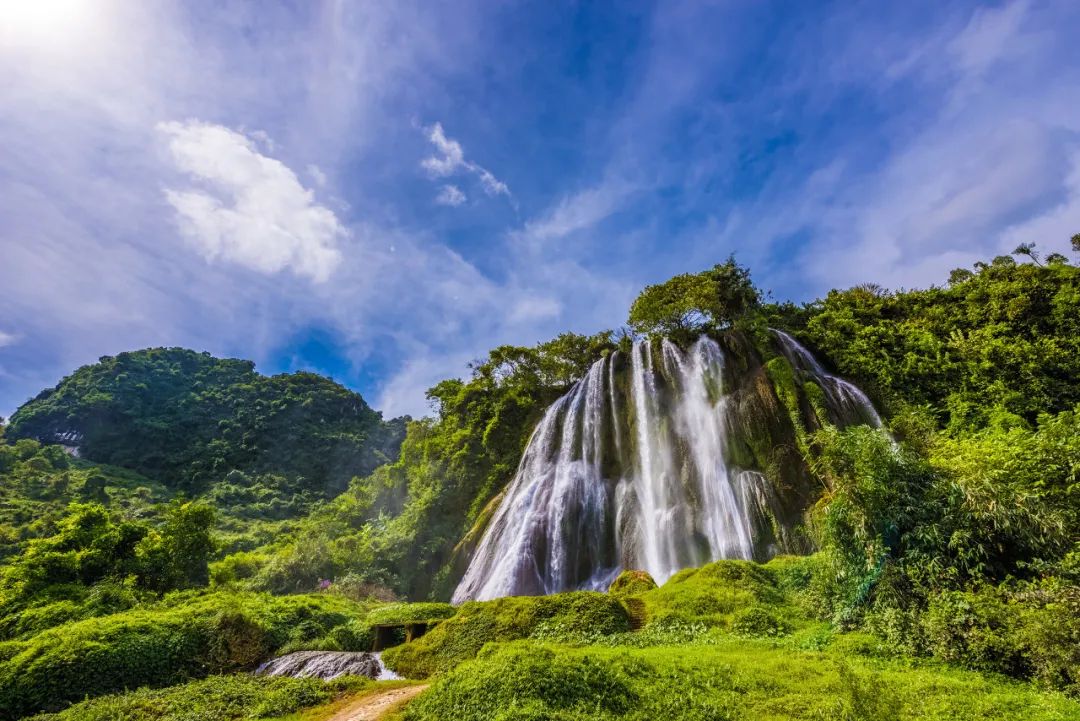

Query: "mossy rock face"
(608, 570), (658, 597)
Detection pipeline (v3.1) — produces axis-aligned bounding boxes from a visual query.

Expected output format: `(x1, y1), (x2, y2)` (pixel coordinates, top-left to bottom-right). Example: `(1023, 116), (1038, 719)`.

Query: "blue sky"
(1, 0), (1079, 420)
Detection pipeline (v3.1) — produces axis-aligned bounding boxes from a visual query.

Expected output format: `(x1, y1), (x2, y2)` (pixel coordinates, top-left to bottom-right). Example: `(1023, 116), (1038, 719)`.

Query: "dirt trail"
(326, 684), (430, 721)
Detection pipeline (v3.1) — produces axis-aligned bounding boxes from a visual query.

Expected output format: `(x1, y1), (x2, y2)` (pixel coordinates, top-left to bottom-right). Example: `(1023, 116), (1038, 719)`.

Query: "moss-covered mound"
(382, 591), (630, 679)
(639, 558), (807, 633)
(607, 570), (657, 597)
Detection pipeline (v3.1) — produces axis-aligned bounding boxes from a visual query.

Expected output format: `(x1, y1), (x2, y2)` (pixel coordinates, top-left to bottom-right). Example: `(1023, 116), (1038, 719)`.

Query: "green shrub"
(731, 605), (791, 638)
(0, 591), (367, 717)
(382, 591), (630, 678)
(403, 645), (639, 721)
(1013, 582), (1080, 693)
(920, 583), (1080, 693)
(923, 588), (1025, 677)
(321, 620), (374, 652)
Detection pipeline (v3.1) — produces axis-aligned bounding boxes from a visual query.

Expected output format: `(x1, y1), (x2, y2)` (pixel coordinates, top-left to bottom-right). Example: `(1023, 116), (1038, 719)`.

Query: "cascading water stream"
(772, 329), (882, 428)
(453, 333), (881, 603)
(255, 650), (383, 680)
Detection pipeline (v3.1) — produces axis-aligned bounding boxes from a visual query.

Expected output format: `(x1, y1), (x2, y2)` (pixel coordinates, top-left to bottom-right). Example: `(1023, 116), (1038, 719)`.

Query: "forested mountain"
(7, 348), (406, 499)
(0, 245), (1078, 720)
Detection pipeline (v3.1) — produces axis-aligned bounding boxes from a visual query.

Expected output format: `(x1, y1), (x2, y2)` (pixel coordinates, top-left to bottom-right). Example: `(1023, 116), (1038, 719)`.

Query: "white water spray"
(453, 333), (880, 602)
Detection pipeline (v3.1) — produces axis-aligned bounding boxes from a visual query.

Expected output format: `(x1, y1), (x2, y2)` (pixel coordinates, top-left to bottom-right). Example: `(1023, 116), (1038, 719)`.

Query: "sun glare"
(0, 0), (100, 51)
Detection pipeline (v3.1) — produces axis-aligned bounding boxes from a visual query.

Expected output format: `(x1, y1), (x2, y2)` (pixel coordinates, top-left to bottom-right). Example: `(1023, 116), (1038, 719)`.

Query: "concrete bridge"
(370, 621), (436, 651)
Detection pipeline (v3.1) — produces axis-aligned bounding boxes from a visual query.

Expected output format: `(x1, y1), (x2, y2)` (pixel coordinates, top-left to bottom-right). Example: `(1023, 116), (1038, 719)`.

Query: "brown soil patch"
(325, 684), (430, 721)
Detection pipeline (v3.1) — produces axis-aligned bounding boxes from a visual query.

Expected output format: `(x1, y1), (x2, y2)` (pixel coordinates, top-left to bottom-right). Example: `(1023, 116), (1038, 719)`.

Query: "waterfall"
(771, 329), (882, 428)
(255, 650), (381, 680)
(452, 333), (880, 603)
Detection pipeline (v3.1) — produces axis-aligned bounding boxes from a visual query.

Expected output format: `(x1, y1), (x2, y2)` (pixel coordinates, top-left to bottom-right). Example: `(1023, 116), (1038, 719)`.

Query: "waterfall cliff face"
(452, 331), (881, 603)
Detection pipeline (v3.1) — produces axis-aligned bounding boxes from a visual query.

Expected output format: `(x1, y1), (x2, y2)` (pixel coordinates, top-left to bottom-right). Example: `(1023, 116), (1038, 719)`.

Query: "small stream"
(255, 650), (403, 681)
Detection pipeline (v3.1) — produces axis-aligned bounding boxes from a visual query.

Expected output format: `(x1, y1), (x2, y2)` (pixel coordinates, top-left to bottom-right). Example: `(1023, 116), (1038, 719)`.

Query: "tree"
(152, 500), (216, 590)
(1071, 232), (1080, 253)
(627, 257), (760, 339)
(1013, 243), (1043, 266)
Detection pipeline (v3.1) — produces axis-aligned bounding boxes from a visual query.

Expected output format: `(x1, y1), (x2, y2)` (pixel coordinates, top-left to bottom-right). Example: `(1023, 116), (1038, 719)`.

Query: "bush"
(922, 588), (1024, 676)
(382, 592), (630, 678)
(402, 645), (639, 721)
(921, 583), (1080, 693)
(731, 605), (791, 638)
(0, 591), (367, 717)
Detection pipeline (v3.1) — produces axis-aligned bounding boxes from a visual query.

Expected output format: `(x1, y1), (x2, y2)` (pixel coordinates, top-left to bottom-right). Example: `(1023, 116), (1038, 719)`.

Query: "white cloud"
(475, 168), (509, 198)
(420, 121), (511, 200)
(421, 122), (466, 176)
(435, 184), (466, 206)
(0, 331), (17, 349)
(159, 120), (345, 283)
(508, 296), (561, 323)
(306, 164), (327, 187)
(950, 0), (1030, 78)
(1000, 149), (1080, 257)
(514, 180), (633, 251)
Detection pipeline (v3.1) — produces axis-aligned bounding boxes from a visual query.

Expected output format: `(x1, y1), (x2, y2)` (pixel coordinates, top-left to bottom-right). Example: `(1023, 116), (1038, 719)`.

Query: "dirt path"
(325, 684), (430, 721)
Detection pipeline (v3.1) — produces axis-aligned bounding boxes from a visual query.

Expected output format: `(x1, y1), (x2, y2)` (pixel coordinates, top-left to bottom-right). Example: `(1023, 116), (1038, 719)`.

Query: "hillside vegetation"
(7, 348), (405, 500)
(0, 242), (1077, 719)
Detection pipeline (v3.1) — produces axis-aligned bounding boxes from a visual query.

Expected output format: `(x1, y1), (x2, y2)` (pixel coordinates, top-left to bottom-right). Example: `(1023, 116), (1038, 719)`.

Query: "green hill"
(6, 348), (405, 500)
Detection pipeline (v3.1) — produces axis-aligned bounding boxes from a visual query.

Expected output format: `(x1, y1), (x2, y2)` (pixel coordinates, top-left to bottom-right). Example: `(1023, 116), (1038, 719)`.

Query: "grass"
(24, 674), (373, 721)
(0, 591), (373, 718)
(381, 591), (629, 679)
(401, 638), (1080, 721)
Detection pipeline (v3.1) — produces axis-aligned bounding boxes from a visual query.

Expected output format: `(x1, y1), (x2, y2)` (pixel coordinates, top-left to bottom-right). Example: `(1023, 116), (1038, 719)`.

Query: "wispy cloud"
(0, 331), (17, 349)
(513, 179), (634, 252)
(159, 120), (345, 283)
(3, 0), (1079, 424)
(435, 184), (466, 206)
(420, 121), (511, 202)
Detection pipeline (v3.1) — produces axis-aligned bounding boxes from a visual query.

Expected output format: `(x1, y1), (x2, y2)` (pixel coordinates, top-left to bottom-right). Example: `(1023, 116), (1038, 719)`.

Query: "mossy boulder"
(608, 570), (658, 597)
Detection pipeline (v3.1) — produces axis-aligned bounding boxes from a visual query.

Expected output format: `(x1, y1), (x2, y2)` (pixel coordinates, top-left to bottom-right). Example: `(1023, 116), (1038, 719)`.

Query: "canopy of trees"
(6, 348), (405, 498)
(628, 257), (760, 339)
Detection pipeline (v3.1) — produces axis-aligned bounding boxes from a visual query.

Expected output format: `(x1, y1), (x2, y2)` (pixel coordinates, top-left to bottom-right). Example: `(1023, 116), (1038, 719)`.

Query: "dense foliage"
(769, 251), (1080, 431)
(381, 591), (631, 678)
(0, 437), (172, 561)
(7, 348), (405, 500)
(2, 244), (1080, 718)
(0, 500), (214, 622)
(400, 558), (1079, 720)
(628, 257), (760, 340)
(242, 331), (618, 599)
(0, 590), (371, 717)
